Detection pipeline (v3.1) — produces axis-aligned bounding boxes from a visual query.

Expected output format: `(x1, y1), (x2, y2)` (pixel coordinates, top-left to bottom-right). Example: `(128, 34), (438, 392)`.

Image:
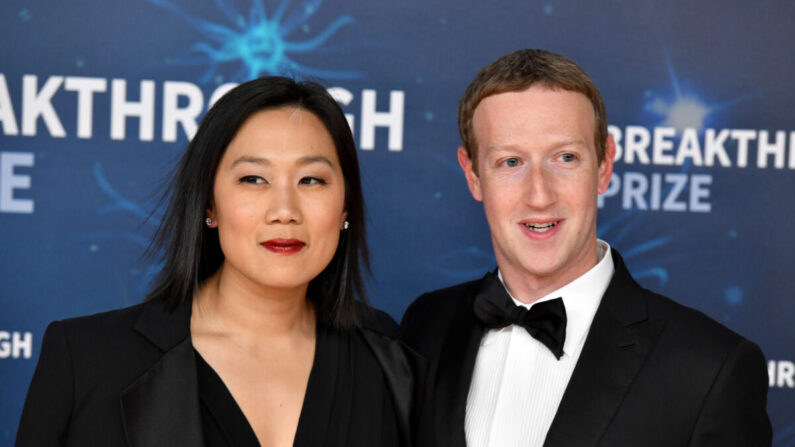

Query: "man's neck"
(497, 243), (602, 304)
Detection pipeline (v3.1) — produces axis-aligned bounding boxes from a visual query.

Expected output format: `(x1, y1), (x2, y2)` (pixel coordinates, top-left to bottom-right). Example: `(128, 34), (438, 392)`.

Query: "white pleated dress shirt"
(465, 240), (615, 447)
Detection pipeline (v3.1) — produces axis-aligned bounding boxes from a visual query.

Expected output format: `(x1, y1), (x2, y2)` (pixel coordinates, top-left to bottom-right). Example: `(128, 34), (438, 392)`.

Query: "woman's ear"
(205, 207), (217, 228)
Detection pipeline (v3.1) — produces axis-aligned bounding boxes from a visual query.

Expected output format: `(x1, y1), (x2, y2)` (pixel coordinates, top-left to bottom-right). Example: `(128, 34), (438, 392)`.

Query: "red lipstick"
(261, 238), (306, 254)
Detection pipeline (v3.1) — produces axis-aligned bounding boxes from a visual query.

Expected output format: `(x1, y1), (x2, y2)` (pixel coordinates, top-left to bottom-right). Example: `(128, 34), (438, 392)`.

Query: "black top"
(16, 298), (420, 447)
(195, 350), (260, 446)
(195, 323), (401, 447)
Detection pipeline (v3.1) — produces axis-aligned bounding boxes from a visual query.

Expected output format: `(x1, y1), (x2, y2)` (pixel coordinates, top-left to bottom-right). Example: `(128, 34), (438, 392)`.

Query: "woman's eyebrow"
(230, 155), (334, 169)
(231, 155), (269, 168)
(296, 155), (334, 167)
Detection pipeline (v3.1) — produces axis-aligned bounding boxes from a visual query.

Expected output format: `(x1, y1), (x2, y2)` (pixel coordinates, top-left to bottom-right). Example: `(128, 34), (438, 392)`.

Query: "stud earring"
(343, 221), (350, 230)
(205, 217), (213, 227)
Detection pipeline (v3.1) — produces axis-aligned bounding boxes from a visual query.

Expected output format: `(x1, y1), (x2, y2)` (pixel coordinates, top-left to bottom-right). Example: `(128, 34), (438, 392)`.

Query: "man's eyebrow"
(487, 138), (589, 152)
(550, 138), (588, 149)
(230, 156), (269, 168)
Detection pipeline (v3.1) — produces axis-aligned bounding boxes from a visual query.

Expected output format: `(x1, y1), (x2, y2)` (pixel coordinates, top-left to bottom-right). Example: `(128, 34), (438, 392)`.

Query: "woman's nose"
(265, 183), (302, 225)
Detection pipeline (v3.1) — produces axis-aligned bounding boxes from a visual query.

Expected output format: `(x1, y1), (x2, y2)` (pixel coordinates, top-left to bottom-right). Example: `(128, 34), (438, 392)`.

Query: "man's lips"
(261, 238), (306, 254)
(521, 220), (561, 232)
(519, 219), (563, 239)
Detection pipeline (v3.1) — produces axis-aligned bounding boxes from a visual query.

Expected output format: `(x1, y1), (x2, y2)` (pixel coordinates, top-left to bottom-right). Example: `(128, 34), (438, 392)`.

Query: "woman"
(16, 77), (421, 447)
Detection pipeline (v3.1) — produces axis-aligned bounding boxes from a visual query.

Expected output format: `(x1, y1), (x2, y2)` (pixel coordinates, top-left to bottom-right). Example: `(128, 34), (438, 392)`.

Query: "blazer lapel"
(543, 251), (665, 447)
(434, 276), (488, 447)
(120, 300), (205, 447)
(359, 328), (425, 447)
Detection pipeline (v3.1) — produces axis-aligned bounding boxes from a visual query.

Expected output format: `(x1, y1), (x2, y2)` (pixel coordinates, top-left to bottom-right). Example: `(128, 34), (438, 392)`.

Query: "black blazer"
(401, 250), (771, 447)
(16, 298), (422, 447)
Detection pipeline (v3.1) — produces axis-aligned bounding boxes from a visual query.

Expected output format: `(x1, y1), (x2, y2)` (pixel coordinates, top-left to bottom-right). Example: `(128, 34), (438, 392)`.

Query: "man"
(400, 49), (771, 447)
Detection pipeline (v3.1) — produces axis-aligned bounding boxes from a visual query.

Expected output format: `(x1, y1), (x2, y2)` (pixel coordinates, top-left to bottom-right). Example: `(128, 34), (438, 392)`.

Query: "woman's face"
(208, 107), (347, 295)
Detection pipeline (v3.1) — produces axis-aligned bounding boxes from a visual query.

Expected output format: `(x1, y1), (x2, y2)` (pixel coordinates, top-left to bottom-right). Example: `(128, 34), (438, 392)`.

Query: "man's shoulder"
(624, 287), (769, 429)
(644, 289), (750, 353)
(609, 249), (751, 353)
(404, 278), (482, 319)
(400, 278), (482, 351)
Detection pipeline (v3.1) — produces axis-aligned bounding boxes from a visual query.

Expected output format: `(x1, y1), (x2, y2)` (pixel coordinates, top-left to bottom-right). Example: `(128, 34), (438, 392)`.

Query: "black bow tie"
(473, 272), (567, 360)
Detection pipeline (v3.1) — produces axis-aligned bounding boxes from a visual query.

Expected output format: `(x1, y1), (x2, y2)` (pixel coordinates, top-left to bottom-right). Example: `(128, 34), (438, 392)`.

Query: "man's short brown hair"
(457, 49), (608, 167)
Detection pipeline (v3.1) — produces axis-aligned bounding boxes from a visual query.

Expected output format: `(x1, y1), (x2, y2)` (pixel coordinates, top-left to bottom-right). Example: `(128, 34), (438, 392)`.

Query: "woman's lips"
(261, 238), (306, 254)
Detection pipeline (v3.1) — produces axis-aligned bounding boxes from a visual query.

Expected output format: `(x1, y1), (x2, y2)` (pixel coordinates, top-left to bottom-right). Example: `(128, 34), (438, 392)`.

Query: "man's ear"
(597, 135), (616, 194)
(458, 146), (483, 202)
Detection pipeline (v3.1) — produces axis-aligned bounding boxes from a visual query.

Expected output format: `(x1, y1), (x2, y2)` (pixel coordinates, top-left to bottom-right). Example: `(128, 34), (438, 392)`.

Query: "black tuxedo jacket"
(16, 299), (421, 447)
(401, 250), (771, 447)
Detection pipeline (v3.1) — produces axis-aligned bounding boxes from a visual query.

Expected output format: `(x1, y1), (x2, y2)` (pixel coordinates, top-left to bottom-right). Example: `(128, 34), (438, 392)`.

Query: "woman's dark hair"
(146, 76), (369, 329)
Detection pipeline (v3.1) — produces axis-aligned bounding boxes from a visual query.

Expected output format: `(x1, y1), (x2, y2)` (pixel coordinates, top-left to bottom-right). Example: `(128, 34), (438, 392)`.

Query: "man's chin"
(518, 263), (565, 281)
(501, 255), (566, 281)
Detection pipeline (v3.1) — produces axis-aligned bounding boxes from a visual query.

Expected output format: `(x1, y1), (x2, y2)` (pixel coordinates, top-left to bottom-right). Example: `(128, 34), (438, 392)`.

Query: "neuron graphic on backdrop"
(599, 50), (715, 286)
(601, 48), (752, 309)
(643, 50), (751, 134)
(147, 0), (362, 83)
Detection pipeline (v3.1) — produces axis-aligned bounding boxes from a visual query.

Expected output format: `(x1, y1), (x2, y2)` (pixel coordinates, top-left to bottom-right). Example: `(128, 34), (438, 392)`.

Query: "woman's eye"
(503, 158), (520, 168)
(299, 176), (327, 185)
(240, 175), (265, 184)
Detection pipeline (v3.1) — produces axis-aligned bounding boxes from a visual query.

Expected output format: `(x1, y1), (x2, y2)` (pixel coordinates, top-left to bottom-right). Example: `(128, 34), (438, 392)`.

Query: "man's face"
(458, 85), (615, 296)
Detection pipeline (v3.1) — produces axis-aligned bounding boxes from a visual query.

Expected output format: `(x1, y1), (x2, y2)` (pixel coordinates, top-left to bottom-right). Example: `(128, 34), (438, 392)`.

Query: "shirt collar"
(497, 240), (615, 356)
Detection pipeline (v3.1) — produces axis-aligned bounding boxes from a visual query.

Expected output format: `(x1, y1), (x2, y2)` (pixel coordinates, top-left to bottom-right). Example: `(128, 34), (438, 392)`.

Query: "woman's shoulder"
(37, 300), (188, 389)
(354, 301), (399, 338)
(352, 301), (424, 379)
(44, 299), (184, 358)
(50, 301), (149, 338)
(350, 302), (424, 444)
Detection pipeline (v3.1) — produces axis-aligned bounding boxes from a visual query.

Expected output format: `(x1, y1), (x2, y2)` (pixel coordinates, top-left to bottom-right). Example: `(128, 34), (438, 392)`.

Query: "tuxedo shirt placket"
(465, 241), (615, 447)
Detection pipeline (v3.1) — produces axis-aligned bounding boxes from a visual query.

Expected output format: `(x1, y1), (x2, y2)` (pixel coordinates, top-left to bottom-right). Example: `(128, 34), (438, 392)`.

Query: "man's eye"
(240, 175), (265, 184)
(503, 158), (520, 167)
(561, 153), (576, 162)
(299, 176), (327, 185)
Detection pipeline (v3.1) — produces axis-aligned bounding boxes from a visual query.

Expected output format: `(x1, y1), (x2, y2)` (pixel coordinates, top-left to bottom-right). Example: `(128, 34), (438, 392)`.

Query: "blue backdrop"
(1, 1), (793, 444)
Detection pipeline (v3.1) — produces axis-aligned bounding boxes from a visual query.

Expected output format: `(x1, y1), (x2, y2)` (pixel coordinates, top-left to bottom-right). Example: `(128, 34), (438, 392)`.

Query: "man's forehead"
(474, 86), (594, 115)
(473, 89), (594, 131)
(471, 88), (597, 160)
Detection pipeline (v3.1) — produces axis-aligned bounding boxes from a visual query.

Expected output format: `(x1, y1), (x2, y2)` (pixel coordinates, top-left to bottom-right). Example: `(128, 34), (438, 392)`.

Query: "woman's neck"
(192, 265), (315, 340)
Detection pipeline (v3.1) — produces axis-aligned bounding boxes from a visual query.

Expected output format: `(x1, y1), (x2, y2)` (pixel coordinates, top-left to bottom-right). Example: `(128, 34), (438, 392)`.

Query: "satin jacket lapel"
(359, 328), (425, 447)
(120, 300), (205, 447)
(543, 252), (665, 447)
(434, 278), (488, 447)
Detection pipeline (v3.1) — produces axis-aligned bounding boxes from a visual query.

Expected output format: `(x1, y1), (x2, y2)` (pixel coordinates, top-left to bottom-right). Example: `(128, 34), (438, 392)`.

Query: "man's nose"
(523, 165), (556, 209)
